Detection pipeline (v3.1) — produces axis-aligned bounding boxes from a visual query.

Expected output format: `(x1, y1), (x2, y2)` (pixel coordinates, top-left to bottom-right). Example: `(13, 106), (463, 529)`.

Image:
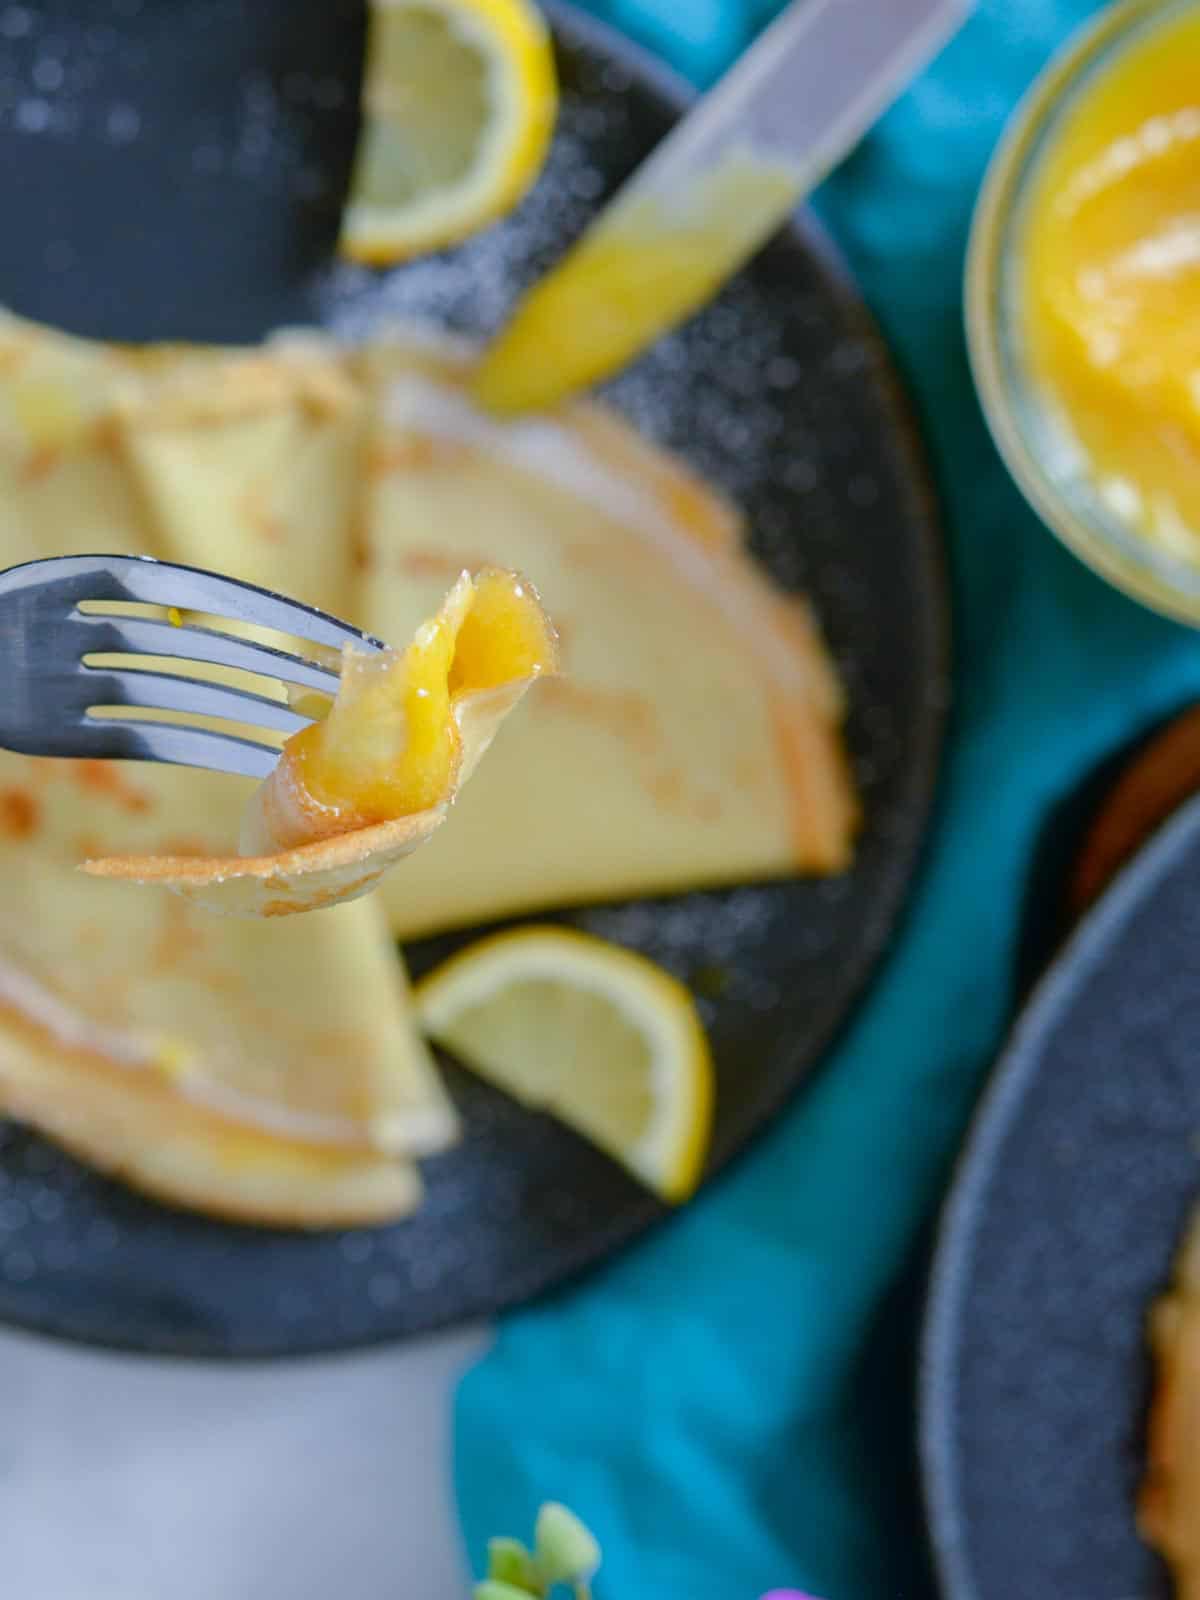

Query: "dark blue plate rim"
(918, 787), (1200, 1598)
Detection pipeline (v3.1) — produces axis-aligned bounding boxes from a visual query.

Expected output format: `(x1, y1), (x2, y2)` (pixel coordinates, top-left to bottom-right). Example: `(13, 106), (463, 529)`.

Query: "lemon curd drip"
(289, 570), (556, 823)
(447, 569), (555, 693)
(1023, 8), (1200, 556)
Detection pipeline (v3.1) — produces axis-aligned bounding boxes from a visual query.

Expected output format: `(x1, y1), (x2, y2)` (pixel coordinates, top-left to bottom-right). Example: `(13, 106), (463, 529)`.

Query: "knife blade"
(473, 0), (970, 414)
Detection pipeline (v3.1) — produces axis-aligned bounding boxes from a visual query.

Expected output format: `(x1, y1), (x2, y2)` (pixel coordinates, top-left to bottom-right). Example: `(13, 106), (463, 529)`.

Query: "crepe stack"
(0, 309), (856, 1226)
(0, 314), (461, 1224)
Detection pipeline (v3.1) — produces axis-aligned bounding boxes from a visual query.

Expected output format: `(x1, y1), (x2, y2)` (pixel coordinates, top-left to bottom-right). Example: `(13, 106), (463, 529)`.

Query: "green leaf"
(487, 1537), (541, 1593)
(533, 1504), (601, 1588)
(474, 1582), (537, 1600)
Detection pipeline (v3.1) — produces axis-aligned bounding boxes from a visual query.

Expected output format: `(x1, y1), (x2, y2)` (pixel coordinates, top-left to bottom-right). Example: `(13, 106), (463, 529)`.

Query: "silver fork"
(0, 554), (386, 779)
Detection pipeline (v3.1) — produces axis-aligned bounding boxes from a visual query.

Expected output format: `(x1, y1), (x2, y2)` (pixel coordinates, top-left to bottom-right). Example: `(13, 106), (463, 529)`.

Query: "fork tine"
(0, 554), (383, 654)
(0, 555), (379, 777)
(82, 668), (312, 734)
(76, 615), (342, 695)
(84, 554), (382, 653)
(78, 717), (281, 780)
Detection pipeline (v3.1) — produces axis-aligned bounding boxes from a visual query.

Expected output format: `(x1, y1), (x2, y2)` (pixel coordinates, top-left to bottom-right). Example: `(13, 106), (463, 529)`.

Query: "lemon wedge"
(416, 926), (714, 1201)
(340, 0), (557, 265)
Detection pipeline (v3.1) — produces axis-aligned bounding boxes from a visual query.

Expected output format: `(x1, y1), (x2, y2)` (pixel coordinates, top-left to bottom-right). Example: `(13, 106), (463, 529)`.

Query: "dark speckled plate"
(918, 794), (1200, 1600)
(0, 0), (947, 1355)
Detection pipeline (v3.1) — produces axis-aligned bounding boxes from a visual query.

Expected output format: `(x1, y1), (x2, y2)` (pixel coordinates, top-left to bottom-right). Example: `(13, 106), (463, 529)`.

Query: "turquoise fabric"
(455, 2), (1198, 1595)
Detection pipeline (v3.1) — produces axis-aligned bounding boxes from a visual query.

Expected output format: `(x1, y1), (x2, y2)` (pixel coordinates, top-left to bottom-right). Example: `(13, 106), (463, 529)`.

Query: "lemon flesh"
(340, 0), (557, 264)
(416, 926), (714, 1201)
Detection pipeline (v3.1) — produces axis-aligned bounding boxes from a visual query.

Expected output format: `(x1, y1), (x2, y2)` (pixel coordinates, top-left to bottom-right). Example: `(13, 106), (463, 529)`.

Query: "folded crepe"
(83, 567), (558, 915)
(0, 315), (453, 1225)
(116, 332), (366, 618)
(354, 342), (858, 939)
(0, 309), (151, 558)
(0, 743), (454, 1223)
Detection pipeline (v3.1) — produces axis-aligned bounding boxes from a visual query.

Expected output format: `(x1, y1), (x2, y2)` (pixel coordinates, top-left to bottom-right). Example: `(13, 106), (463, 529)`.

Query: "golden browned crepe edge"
(0, 1002), (421, 1227)
(361, 333), (747, 558)
(1138, 1208), (1200, 1590)
(80, 660), (554, 917)
(80, 804), (448, 916)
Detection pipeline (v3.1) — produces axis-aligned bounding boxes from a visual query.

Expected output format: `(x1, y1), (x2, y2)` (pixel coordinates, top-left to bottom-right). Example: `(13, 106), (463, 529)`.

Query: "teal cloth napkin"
(455, 2), (1199, 1594)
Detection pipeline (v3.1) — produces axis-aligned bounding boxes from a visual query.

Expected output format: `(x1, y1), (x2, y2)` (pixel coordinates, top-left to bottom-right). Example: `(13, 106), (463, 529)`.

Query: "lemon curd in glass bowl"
(969, 0), (1200, 623)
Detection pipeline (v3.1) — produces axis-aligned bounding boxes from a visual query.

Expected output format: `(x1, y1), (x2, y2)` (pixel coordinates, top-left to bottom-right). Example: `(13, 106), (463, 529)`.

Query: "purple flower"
(760, 1592), (823, 1600)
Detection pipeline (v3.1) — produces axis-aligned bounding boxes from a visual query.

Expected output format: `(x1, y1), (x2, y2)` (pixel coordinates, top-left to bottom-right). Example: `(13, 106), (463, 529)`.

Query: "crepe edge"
(0, 1003), (422, 1227)
(79, 805), (447, 916)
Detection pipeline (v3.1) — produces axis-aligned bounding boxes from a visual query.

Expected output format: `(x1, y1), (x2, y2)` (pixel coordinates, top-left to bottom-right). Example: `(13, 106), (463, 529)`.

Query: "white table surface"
(0, 1322), (489, 1600)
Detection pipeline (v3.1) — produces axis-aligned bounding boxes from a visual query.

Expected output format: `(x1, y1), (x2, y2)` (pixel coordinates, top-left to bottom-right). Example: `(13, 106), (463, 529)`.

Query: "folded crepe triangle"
(353, 344), (858, 939)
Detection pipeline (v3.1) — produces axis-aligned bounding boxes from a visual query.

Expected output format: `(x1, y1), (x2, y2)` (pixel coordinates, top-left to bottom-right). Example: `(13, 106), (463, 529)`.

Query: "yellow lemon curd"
(1023, 7), (1200, 557)
(290, 569), (557, 824)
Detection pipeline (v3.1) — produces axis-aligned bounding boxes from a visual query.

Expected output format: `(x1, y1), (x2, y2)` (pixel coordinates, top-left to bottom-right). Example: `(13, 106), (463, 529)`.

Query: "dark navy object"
(919, 794), (1200, 1600)
(0, 0), (948, 1356)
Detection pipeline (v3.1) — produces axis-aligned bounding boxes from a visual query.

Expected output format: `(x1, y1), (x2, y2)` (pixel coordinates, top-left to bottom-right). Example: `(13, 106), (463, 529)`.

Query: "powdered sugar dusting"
(0, 0), (349, 200)
(317, 112), (606, 340)
(0, 3), (122, 145)
(313, 75), (846, 597)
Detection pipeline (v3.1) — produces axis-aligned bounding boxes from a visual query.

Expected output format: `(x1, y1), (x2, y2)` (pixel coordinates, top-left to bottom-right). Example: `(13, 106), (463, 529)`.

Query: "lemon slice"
(416, 926), (713, 1200)
(340, 0), (557, 265)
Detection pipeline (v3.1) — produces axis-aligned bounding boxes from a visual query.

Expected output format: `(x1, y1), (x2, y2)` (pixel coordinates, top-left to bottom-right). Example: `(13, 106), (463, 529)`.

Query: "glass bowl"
(967, 0), (1200, 625)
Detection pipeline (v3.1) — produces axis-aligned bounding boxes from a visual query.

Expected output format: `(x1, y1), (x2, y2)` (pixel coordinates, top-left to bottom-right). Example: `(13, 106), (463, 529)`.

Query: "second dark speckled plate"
(919, 792), (1200, 1600)
(0, 0), (947, 1356)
